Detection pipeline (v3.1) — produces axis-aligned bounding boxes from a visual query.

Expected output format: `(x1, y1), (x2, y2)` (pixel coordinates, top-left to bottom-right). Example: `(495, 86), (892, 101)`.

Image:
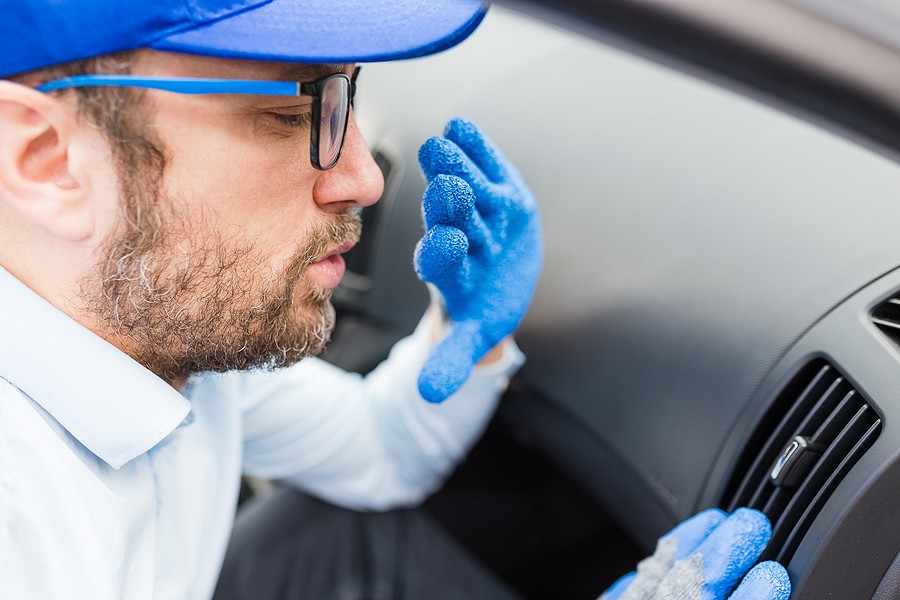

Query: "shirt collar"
(0, 266), (191, 469)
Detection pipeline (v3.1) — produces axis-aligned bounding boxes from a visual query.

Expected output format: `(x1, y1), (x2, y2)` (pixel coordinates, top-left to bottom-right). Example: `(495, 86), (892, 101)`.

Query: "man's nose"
(312, 111), (384, 210)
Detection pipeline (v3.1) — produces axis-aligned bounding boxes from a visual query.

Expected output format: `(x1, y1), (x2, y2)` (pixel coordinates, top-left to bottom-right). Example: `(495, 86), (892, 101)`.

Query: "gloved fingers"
(663, 508), (729, 561)
(414, 225), (472, 294)
(423, 175), (475, 229)
(443, 117), (509, 184)
(423, 175), (493, 253)
(691, 508), (772, 599)
(417, 320), (485, 403)
(444, 117), (540, 221)
(419, 135), (495, 203)
(597, 572), (636, 600)
(727, 562), (791, 600)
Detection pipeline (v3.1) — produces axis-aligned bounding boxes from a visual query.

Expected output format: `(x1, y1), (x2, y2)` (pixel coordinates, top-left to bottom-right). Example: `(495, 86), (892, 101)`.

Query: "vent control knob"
(770, 435), (825, 489)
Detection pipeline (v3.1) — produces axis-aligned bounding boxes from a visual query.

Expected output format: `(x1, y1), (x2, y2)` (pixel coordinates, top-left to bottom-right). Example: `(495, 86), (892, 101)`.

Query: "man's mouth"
(306, 240), (357, 290)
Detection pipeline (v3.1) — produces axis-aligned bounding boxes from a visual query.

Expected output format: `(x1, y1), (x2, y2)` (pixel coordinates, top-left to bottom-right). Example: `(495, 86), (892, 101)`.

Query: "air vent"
(724, 359), (881, 565)
(872, 296), (900, 347)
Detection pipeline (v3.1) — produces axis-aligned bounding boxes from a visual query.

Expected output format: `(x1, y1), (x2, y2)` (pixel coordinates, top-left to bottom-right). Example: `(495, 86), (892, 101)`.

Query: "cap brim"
(150, 0), (487, 63)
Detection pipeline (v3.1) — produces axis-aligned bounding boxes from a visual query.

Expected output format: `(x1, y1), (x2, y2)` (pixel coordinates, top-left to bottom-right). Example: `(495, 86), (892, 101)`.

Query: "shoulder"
(0, 378), (158, 597)
(0, 378), (111, 478)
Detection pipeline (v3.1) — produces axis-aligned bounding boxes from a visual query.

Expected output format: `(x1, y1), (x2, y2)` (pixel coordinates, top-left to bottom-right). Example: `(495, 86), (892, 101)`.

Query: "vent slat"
(723, 359), (882, 566)
(871, 317), (900, 331)
(811, 391), (858, 445)
(762, 487), (790, 524)
(792, 377), (850, 439)
(747, 474), (775, 510)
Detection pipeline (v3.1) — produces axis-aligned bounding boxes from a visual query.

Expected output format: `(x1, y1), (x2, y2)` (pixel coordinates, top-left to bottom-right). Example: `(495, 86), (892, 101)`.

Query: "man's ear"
(0, 80), (94, 241)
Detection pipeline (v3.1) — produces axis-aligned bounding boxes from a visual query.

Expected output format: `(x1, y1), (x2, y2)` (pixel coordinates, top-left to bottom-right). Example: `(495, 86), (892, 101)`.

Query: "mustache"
(290, 210), (363, 275)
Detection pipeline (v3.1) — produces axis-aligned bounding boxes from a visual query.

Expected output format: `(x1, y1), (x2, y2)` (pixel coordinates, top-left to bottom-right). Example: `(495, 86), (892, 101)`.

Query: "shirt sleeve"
(220, 312), (524, 511)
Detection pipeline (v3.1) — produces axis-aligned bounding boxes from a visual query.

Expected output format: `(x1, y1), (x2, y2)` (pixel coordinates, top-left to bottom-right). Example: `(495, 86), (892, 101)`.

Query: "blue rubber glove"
(601, 508), (791, 600)
(414, 117), (543, 403)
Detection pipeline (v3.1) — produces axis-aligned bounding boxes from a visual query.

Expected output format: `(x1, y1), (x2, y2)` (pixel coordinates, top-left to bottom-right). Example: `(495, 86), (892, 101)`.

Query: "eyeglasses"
(36, 66), (360, 171)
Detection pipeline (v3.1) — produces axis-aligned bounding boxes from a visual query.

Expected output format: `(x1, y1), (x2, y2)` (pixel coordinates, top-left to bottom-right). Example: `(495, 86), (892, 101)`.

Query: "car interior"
(315, 1), (900, 598)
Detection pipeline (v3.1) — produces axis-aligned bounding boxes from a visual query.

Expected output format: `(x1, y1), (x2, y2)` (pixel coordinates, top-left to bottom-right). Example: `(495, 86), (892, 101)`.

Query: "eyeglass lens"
(318, 75), (350, 169)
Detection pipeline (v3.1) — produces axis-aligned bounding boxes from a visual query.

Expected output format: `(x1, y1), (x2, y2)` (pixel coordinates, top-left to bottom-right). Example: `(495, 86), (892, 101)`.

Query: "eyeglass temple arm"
(36, 74), (301, 96)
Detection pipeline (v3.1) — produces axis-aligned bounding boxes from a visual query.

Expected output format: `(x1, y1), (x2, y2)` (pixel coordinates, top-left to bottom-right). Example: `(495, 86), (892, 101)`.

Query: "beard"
(80, 164), (361, 382)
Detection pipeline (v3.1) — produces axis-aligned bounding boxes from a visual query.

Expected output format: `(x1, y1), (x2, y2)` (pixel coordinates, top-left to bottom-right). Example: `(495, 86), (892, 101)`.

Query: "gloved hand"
(414, 117), (543, 403)
(601, 508), (791, 600)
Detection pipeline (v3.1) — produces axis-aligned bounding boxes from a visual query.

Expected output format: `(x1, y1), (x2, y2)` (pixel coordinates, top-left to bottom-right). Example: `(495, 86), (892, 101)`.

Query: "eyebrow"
(276, 64), (349, 82)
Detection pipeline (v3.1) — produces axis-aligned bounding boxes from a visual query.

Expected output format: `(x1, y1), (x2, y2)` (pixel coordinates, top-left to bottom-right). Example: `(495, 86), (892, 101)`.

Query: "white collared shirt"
(0, 267), (523, 599)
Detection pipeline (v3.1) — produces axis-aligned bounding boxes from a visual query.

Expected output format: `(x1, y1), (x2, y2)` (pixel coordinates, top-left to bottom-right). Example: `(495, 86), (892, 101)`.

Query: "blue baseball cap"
(2, 0), (487, 78)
